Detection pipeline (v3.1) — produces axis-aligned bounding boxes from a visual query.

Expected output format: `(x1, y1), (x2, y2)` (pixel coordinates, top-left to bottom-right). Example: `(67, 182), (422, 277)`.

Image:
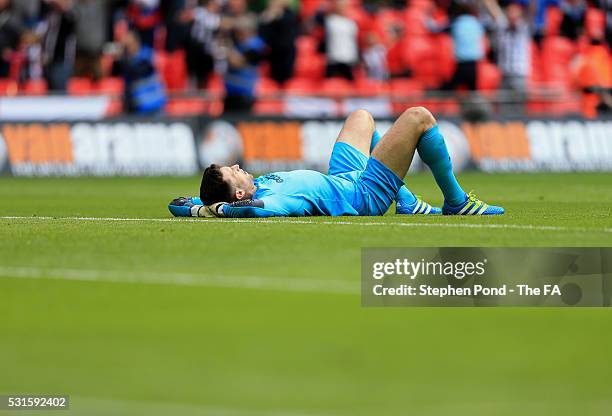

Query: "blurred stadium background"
(0, 0), (609, 175)
(1, 1), (612, 415)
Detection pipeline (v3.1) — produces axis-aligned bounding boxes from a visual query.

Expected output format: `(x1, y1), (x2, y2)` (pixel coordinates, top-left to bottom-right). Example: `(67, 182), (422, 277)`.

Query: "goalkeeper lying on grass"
(169, 107), (504, 218)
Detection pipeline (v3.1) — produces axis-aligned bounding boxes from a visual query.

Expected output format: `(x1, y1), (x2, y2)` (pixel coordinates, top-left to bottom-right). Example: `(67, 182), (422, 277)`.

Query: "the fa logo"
(544, 285), (562, 296)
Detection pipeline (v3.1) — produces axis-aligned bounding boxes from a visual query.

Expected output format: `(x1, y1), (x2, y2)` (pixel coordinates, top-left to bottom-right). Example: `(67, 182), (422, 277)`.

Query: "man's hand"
(168, 197), (226, 218)
(195, 202), (226, 218)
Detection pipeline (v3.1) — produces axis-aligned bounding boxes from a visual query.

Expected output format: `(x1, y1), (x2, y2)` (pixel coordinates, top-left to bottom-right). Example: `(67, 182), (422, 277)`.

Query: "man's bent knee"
(403, 106), (436, 132)
(346, 109), (375, 131)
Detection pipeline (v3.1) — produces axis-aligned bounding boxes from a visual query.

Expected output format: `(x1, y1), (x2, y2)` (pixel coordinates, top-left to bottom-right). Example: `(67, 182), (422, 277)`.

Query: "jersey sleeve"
(221, 199), (277, 218)
(221, 195), (305, 218)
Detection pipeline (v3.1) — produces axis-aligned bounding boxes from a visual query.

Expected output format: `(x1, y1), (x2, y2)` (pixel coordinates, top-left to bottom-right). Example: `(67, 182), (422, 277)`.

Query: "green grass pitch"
(1, 172), (611, 415)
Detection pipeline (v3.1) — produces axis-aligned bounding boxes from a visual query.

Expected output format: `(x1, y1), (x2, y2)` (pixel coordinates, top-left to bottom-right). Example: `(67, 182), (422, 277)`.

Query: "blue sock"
(371, 130), (417, 205)
(416, 125), (466, 206)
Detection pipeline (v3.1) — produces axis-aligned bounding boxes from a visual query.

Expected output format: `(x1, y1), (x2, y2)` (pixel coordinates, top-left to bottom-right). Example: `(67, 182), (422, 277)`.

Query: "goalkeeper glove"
(193, 202), (226, 217)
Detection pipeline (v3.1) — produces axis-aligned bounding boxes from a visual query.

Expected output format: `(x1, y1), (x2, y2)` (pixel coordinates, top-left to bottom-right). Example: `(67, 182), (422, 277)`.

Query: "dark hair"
(200, 164), (233, 205)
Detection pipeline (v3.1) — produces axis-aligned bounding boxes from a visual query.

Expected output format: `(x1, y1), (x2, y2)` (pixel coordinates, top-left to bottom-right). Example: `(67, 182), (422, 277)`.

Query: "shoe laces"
(466, 191), (481, 204)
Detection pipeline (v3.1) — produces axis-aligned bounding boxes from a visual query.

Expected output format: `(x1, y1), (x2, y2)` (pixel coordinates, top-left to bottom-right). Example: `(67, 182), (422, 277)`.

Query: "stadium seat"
(254, 99), (284, 115)
(294, 54), (326, 80)
(105, 98), (123, 116)
(542, 36), (576, 64)
(389, 78), (424, 97)
(284, 78), (316, 95)
(321, 78), (353, 97)
(355, 78), (389, 96)
(374, 8), (404, 44)
(21, 79), (48, 95)
(258, 61), (271, 78)
(541, 37), (576, 86)
(300, 0), (324, 18)
(477, 61), (501, 90)
(436, 34), (456, 80)
(95, 77), (124, 95)
(408, 0), (435, 12)
(403, 8), (428, 36)
(205, 74), (224, 97)
(67, 77), (93, 95)
(402, 35), (436, 70)
(163, 49), (187, 92)
(256, 77), (280, 97)
(296, 36), (318, 57)
(165, 98), (207, 116)
(529, 41), (545, 84)
(154, 50), (167, 80)
(0, 79), (18, 96)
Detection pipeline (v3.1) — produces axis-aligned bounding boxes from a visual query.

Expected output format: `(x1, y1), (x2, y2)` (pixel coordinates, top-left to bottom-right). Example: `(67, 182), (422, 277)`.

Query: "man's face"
(506, 4), (523, 26)
(228, 0), (246, 15)
(220, 164), (254, 200)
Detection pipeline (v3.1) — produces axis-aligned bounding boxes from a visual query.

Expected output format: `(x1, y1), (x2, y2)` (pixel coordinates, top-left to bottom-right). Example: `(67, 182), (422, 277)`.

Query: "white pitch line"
(1, 215), (611, 233)
(0, 266), (359, 295)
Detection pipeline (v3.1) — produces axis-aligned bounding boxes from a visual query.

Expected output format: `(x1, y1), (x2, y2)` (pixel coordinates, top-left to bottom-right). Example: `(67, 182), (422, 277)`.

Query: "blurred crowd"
(0, 0), (609, 116)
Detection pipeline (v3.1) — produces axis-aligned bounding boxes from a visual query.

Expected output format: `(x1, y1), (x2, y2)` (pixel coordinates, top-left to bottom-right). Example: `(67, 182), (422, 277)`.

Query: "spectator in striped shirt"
(484, 0), (531, 114)
(181, 0), (222, 89)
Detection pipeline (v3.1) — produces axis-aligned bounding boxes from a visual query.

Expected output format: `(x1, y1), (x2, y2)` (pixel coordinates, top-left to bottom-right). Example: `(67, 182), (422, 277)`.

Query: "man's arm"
(482, 0), (508, 26)
(220, 199), (278, 218)
(168, 197), (279, 218)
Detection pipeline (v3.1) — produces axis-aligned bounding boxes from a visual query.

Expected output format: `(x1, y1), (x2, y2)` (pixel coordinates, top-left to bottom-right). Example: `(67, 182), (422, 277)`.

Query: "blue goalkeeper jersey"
(221, 170), (362, 218)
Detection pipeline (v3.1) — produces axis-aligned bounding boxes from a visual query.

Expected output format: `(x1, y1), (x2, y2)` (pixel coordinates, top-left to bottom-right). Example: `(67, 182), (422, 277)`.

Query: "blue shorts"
(328, 142), (404, 216)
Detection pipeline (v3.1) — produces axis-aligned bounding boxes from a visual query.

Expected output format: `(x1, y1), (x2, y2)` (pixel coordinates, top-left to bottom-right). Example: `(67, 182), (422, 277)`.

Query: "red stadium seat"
(254, 99), (284, 115)
(321, 77), (353, 97)
(165, 97), (206, 116)
(294, 54), (326, 80)
(404, 35), (442, 87)
(154, 50), (167, 79)
(256, 77), (280, 96)
(296, 36), (318, 56)
(67, 77), (93, 95)
(402, 35), (437, 69)
(300, 0), (324, 18)
(0, 79), (18, 96)
(205, 74), (224, 96)
(436, 34), (456, 80)
(541, 36), (576, 88)
(403, 8), (428, 36)
(389, 78), (424, 96)
(477, 61), (501, 90)
(542, 36), (576, 67)
(22, 79), (48, 95)
(284, 78), (316, 94)
(374, 8), (404, 44)
(95, 77), (124, 95)
(163, 49), (187, 92)
(408, 0), (435, 12)
(355, 78), (389, 96)
(106, 98), (123, 116)
(530, 43), (545, 85)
